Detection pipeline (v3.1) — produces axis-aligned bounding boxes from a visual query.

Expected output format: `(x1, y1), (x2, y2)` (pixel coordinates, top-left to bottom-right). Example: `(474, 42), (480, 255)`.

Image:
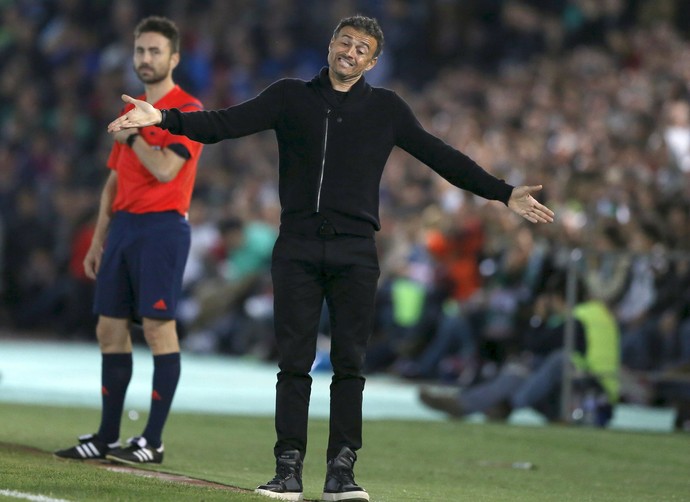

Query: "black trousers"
(271, 231), (380, 461)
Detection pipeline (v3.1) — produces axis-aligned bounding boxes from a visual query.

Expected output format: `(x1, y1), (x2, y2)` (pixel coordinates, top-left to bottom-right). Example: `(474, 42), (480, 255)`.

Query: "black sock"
(142, 352), (181, 448)
(97, 353), (133, 444)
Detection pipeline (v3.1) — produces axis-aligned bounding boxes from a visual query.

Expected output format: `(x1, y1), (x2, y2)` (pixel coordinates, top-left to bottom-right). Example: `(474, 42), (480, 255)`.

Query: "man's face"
(133, 31), (179, 85)
(327, 26), (378, 83)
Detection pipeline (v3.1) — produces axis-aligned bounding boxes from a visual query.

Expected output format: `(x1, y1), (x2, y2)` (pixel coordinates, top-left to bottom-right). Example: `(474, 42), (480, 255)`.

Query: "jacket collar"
(312, 66), (370, 108)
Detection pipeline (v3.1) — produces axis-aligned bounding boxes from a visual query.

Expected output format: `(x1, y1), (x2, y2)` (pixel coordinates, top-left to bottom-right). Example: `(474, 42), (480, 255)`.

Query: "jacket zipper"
(316, 108), (331, 213)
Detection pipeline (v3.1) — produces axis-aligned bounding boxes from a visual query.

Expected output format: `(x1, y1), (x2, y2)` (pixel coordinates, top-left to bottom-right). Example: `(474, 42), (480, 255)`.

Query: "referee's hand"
(108, 94), (162, 132)
(83, 244), (103, 280)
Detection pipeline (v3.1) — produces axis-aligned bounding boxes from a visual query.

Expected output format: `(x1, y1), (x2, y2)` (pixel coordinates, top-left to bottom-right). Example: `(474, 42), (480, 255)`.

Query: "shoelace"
(331, 466), (356, 485)
(268, 462), (298, 484)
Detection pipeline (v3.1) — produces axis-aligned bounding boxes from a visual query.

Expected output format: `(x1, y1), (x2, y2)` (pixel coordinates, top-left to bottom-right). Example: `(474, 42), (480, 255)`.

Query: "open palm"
(507, 185), (554, 224)
(107, 94), (162, 132)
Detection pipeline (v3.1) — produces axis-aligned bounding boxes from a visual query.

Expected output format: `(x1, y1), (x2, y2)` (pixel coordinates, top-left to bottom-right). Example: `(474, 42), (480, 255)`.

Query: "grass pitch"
(0, 402), (688, 501)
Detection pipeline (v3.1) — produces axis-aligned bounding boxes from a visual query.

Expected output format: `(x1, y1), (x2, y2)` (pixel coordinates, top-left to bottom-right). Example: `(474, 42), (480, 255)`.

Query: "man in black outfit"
(108, 15), (554, 502)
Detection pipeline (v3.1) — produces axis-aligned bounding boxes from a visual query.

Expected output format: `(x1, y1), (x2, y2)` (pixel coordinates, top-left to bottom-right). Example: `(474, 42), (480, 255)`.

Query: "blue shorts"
(94, 211), (191, 320)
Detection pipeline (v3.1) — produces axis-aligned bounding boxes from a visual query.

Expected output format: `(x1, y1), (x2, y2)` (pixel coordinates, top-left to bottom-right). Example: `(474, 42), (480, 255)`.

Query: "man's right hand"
(83, 244), (103, 280)
(107, 94), (162, 132)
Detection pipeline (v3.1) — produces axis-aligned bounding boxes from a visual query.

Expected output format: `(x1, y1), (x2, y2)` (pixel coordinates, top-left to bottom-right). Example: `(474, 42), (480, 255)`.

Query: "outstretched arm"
(108, 95), (162, 132)
(107, 82), (283, 143)
(507, 185), (554, 224)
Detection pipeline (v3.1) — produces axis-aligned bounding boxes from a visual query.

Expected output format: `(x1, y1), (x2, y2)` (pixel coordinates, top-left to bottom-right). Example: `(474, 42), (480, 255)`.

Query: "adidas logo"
(76, 441), (103, 459)
(131, 447), (159, 462)
(153, 299), (168, 310)
(105, 436), (164, 465)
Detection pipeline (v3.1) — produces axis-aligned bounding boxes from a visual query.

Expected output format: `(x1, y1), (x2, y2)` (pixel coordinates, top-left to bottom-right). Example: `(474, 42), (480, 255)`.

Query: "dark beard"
(135, 65), (167, 85)
(137, 71), (167, 85)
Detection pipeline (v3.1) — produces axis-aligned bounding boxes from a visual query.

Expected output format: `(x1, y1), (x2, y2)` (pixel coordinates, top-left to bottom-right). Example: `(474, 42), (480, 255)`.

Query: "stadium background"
(1, 0), (689, 429)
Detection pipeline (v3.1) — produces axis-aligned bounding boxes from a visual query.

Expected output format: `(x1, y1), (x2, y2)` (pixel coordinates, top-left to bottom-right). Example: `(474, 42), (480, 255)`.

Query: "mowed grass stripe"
(0, 402), (688, 501)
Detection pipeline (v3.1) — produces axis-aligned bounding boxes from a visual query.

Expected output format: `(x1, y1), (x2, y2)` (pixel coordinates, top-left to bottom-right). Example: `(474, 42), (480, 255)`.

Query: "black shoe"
(419, 386), (465, 418)
(54, 433), (120, 460)
(484, 399), (513, 422)
(105, 436), (163, 465)
(322, 447), (369, 502)
(255, 450), (304, 501)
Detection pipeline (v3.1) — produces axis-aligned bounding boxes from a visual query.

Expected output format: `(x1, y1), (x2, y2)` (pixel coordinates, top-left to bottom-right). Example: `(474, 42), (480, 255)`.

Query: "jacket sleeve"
(160, 80), (286, 144)
(392, 93), (514, 204)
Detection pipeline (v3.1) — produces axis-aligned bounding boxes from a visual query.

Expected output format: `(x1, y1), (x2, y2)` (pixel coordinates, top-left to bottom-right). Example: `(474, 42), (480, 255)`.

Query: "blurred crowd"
(2, 0), (690, 396)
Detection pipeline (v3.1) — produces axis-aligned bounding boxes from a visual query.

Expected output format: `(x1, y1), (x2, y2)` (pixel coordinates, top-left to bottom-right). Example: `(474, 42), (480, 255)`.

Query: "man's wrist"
(159, 109), (166, 125)
(126, 133), (139, 148)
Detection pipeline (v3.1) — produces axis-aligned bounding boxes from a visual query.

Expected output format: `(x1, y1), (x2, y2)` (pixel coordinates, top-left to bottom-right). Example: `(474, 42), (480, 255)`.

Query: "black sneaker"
(54, 433), (120, 460)
(105, 436), (163, 465)
(322, 447), (369, 502)
(418, 386), (465, 418)
(255, 449), (304, 501)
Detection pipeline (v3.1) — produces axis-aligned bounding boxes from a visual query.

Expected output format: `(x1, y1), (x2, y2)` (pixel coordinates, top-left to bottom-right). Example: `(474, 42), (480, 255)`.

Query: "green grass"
(0, 402), (688, 501)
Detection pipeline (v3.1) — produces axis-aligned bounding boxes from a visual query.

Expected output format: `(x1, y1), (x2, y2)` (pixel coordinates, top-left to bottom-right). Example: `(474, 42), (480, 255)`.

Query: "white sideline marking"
(0, 489), (70, 502)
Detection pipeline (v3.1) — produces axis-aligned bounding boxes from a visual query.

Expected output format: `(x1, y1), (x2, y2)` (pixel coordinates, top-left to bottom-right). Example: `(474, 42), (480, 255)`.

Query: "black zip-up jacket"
(160, 67), (514, 237)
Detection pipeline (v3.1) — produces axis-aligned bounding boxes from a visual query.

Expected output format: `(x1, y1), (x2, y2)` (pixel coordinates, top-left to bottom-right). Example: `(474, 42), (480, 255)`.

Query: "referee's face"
(133, 31), (179, 85)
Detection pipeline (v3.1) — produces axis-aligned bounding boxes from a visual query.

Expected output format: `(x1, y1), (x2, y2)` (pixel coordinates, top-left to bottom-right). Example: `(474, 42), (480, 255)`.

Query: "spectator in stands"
(582, 223), (631, 306)
(396, 224), (549, 383)
(419, 273), (621, 426)
(617, 221), (667, 371)
(181, 213), (277, 356)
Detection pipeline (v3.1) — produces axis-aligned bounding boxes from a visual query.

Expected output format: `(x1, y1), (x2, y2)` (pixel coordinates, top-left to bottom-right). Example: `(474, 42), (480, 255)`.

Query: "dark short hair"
(134, 16), (180, 54)
(544, 272), (587, 303)
(332, 15), (384, 58)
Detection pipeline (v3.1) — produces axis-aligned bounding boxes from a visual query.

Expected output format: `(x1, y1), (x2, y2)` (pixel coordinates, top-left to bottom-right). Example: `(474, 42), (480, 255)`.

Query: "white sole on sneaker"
(321, 491), (369, 502)
(105, 452), (162, 465)
(254, 488), (304, 501)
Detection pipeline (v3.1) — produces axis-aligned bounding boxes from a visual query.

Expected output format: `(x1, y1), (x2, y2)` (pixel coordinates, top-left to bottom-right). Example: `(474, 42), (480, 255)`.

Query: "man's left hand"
(507, 185), (554, 223)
